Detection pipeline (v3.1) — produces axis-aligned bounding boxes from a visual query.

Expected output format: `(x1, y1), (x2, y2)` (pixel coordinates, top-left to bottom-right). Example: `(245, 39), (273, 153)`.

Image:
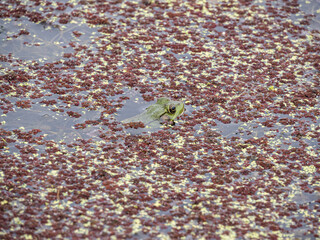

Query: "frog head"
(156, 97), (185, 122)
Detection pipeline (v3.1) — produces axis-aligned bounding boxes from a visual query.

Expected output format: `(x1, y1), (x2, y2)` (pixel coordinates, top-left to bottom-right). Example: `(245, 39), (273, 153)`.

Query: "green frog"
(122, 97), (185, 127)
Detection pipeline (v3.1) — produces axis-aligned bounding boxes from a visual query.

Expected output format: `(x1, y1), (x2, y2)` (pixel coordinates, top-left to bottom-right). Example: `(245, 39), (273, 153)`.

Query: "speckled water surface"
(0, 0), (319, 239)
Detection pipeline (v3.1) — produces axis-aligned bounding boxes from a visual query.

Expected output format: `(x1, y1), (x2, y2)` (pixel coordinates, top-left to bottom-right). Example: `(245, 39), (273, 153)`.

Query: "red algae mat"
(0, 0), (320, 239)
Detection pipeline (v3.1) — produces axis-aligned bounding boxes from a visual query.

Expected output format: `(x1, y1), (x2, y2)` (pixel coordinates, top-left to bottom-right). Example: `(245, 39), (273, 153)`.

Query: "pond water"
(0, 0), (319, 239)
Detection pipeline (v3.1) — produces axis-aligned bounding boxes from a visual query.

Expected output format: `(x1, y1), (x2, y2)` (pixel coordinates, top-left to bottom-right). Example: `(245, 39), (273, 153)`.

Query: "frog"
(122, 97), (185, 127)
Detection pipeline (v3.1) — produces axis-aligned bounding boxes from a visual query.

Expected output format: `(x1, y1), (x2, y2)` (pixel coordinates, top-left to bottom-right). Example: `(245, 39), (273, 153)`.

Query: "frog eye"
(168, 104), (176, 114)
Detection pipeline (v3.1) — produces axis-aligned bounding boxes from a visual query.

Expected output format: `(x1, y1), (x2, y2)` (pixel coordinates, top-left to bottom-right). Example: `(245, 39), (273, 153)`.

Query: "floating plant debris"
(0, 0), (319, 239)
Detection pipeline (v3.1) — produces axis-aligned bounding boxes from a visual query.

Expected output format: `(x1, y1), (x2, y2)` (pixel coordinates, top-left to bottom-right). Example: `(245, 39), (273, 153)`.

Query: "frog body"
(122, 98), (184, 127)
